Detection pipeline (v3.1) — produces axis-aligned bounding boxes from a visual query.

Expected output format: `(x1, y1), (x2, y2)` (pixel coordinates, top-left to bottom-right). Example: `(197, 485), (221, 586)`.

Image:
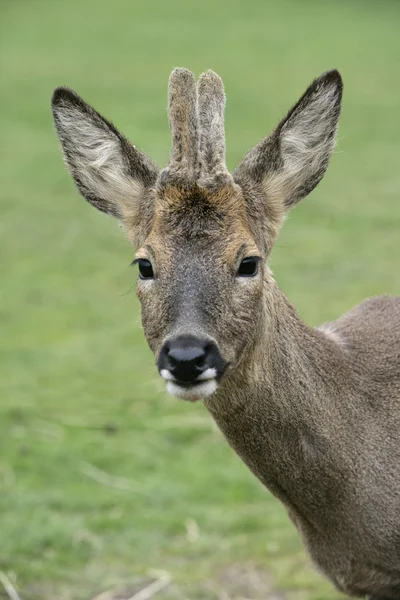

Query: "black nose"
(158, 335), (226, 385)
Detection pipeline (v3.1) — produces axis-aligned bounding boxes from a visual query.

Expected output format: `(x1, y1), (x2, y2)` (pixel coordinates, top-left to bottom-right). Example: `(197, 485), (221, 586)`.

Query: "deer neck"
(204, 277), (351, 521)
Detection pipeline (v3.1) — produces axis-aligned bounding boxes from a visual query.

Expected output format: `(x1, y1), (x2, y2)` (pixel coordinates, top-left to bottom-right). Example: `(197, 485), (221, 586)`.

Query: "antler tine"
(197, 70), (229, 180)
(167, 68), (199, 177)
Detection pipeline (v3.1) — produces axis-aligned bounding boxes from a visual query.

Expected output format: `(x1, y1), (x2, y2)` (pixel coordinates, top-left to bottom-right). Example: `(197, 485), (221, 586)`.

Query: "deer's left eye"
(138, 259), (154, 280)
(237, 257), (259, 277)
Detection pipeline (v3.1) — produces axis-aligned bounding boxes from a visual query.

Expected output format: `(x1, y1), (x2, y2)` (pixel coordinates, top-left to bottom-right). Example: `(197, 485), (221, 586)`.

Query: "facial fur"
(135, 182), (264, 375)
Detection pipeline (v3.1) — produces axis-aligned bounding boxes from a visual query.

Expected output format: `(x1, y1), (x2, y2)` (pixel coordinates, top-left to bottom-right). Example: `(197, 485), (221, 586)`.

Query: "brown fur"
(52, 68), (400, 599)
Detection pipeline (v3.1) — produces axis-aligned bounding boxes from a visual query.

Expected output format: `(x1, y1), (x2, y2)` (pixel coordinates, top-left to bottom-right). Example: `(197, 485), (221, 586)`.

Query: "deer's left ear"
(52, 87), (159, 219)
(234, 70), (343, 213)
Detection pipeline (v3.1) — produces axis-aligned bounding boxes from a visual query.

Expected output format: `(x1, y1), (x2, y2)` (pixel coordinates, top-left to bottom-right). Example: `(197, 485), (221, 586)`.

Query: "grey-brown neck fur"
(208, 281), (400, 599)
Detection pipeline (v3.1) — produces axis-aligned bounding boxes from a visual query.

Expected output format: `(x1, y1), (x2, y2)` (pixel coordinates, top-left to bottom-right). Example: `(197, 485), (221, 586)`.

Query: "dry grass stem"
(80, 462), (147, 495)
(0, 572), (22, 600)
(126, 572), (171, 600)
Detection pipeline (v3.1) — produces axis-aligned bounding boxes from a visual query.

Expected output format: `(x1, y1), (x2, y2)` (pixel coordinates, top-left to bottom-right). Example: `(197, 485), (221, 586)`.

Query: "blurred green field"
(1, 0), (400, 598)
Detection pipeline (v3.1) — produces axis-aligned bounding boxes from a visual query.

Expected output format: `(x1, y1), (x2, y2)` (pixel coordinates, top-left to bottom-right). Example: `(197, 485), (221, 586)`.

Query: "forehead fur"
(143, 183), (259, 258)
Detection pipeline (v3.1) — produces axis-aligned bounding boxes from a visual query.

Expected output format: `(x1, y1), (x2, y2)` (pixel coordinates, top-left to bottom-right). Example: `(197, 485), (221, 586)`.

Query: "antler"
(159, 68), (231, 190)
(165, 68), (199, 180)
(197, 70), (230, 184)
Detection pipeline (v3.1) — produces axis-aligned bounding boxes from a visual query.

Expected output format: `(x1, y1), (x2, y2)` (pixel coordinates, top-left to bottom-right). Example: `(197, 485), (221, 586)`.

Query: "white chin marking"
(166, 379), (218, 401)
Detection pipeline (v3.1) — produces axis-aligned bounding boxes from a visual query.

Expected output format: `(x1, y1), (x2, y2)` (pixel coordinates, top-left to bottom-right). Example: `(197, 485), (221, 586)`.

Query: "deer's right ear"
(51, 87), (159, 219)
(234, 71), (343, 248)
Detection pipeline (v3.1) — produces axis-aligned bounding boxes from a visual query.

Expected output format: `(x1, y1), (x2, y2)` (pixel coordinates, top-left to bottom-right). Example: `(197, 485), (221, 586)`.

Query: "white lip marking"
(197, 367), (217, 381)
(160, 367), (217, 384)
(160, 369), (175, 381)
(166, 379), (218, 401)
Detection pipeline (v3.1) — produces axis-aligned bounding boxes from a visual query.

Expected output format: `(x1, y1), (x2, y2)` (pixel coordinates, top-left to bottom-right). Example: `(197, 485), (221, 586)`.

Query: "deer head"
(52, 68), (342, 401)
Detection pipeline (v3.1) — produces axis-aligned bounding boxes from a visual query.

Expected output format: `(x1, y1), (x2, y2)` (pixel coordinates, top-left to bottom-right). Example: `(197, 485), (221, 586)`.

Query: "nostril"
(167, 352), (178, 367)
(195, 354), (206, 369)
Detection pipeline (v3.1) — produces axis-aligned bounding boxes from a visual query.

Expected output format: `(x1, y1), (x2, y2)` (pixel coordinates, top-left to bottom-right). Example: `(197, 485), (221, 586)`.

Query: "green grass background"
(1, 0), (400, 598)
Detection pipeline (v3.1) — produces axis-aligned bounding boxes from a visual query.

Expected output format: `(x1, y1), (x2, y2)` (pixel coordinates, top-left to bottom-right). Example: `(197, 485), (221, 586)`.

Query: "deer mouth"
(160, 368), (219, 402)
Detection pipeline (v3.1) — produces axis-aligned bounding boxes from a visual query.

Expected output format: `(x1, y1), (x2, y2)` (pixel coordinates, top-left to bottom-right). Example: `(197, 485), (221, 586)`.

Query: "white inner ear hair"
(263, 84), (338, 205)
(58, 105), (144, 211)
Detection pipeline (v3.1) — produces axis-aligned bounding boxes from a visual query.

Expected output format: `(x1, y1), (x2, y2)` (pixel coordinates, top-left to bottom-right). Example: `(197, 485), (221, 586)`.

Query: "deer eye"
(237, 257), (259, 277)
(138, 259), (154, 280)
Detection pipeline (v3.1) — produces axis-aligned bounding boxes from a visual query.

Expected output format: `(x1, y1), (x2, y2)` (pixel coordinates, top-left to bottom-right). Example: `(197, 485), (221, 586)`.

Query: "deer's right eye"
(138, 259), (154, 280)
(237, 256), (260, 277)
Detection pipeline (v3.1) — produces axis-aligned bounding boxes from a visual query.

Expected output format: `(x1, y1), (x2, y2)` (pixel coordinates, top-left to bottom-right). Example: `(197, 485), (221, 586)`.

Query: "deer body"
(52, 68), (400, 599)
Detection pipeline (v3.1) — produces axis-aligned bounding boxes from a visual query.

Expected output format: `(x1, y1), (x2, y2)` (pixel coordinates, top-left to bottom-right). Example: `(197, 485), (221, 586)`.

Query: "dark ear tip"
(319, 69), (343, 91)
(51, 86), (80, 108)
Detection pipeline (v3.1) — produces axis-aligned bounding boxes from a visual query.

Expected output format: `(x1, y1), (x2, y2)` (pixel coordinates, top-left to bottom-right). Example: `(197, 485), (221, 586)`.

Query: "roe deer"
(52, 68), (400, 599)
